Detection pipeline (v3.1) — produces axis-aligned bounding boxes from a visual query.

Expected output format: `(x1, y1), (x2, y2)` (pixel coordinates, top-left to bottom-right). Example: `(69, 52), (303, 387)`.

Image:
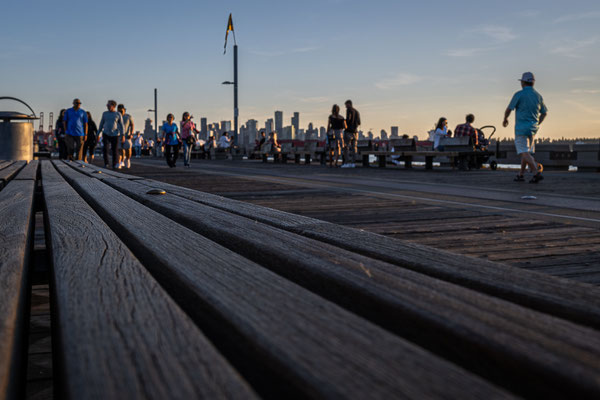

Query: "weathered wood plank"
(55, 161), (513, 400)
(13, 161), (38, 181)
(126, 177), (600, 330)
(0, 161), (25, 190)
(0, 177), (35, 400)
(0, 161), (14, 171)
(60, 166), (600, 399)
(40, 161), (255, 400)
(74, 161), (143, 179)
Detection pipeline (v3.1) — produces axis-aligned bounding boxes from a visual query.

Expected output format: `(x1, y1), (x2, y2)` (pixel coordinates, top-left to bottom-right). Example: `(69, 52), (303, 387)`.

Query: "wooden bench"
(51, 160), (513, 399)
(0, 161), (37, 400)
(66, 161), (600, 399)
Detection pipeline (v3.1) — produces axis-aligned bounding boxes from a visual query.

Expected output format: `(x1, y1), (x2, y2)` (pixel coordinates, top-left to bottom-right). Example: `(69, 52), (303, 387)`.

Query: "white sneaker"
(340, 164), (349, 168)
(117, 162), (123, 169)
(126, 159), (131, 169)
(350, 163), (356, 168)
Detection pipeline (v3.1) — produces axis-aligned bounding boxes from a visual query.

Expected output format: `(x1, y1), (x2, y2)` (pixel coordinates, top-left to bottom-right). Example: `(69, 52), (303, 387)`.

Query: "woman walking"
(326, 105), (346, 167)
(180, 112), (200, 167)
(161, 113), (181, 167)
(133, 132), (144, 158)
(82, 111), (98, 163)
(55, 109), (67, 159)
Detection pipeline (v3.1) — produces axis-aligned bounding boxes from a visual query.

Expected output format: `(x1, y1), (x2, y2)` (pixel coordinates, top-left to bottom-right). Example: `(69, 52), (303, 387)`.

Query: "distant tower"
(274, 111), (283, 136)
(265, 118), (274, 135)
(200, 117), (208, 140)
(291, 112), (299, 134)
(38, 112), (44, 132)
(380, 129), (388, 140)
(48, 112), (54, 133)
(391, 126), (399, 138)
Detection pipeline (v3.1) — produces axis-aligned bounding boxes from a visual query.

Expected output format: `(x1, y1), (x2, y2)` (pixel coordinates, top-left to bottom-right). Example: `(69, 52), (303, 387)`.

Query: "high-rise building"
(319, 126), (327, 139)
(247, 119), (258, 146)
(391, 126), (399, 138)
(221, 120), (232, 134)
(380, 129), (388, 140)
(200, 117), (208, 140)
(368, 131), (374, 140)
(143, 118), (154, 140)
(291, 112), (300, 134)
(265, 118), (274, 135)
(282, 125), (295, 140)
(274, 111), (283, 136)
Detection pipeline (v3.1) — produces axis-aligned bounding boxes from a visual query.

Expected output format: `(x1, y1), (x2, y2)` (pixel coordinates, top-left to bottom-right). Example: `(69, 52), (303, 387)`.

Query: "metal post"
(154, 88), (158, 157)
(233, 44), (238, 145)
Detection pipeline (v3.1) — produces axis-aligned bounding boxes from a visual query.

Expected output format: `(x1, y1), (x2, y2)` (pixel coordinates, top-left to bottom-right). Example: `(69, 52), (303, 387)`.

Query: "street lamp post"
(147, 88), (158, 156)
(222, 44), (238, 146)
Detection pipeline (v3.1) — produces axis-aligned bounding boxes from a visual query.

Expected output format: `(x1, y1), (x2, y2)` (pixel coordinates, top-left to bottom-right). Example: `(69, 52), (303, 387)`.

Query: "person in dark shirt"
(343, 100), (361, 168)
(55, 109), (67, 159)
(82, 112), (98, 163)
(326, 104), (346, 167)
(256, 130), (266, 151)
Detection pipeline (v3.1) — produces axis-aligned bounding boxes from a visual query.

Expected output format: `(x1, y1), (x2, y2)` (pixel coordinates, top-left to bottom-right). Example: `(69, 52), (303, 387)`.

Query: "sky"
(2, 0), (600, 139)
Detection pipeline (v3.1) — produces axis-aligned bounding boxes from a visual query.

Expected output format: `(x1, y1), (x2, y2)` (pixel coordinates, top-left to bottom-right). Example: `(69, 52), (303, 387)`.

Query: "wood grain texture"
(128, 177), (600, 330)
(55, 161), (513, 400)
(0, 178), (35, 400)
(0, 162), (25, 190)
(40, 161), (255, 400)
(13, 161), (38, 181)
(0, 161), (14, 171)
(62, 165), (600, 399)
(74, 160), (142, 179)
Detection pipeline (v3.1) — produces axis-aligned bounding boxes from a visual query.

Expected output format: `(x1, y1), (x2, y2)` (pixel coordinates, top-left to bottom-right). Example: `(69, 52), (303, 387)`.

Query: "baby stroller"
(471, 125), (497, 170)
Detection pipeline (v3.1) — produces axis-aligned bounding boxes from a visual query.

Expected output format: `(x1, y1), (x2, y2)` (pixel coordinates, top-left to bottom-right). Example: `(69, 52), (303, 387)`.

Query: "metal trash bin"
(0, 97), (38, 161)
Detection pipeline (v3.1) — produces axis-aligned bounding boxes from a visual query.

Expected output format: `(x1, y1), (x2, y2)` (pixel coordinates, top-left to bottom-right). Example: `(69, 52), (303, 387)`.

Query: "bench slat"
(62, 165), (600, 398)
(0, 161), (26, 190)
(13, 161), (38, 181)
(0, 175), (35, 399)
(54, 161), (512, 399)
(40, 161), (255, 400)
(126, 177), (600, 330)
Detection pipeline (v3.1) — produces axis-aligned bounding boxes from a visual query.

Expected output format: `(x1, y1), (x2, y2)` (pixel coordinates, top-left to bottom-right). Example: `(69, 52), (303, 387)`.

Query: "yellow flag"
(224, 14), (235, 54)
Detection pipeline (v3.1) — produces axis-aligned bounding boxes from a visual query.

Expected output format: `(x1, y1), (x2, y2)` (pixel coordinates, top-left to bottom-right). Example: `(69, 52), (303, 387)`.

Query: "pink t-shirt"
(180, 121), (196, 139)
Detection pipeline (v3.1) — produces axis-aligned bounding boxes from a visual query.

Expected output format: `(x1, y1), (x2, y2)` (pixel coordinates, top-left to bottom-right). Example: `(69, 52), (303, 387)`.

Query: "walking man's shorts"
(514, 135), (535, 155)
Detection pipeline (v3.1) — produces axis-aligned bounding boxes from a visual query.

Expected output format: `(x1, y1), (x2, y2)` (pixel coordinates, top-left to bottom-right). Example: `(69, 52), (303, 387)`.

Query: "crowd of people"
(51, 72), (546, 181)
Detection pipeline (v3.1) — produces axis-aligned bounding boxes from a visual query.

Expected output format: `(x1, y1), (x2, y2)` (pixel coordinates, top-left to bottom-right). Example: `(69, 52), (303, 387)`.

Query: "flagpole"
(233, 44), (238, 144)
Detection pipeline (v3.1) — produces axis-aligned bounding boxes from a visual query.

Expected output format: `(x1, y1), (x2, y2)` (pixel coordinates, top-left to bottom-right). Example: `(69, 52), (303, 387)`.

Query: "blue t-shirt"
(162, 122), (179, 145)
(64, 108), (88, 137)
(507, 87), (548, 137)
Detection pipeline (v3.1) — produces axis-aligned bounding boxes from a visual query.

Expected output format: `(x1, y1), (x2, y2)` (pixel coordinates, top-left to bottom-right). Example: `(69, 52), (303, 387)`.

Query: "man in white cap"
(503, 72), (548, 183)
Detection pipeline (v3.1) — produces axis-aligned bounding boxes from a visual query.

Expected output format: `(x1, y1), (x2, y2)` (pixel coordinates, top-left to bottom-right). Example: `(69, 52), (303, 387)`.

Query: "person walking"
(503, 72), (548, 183)
(55, 109), (67, 159)
(133, 132), (144, 158)
(98, 100), (124, 169)
(180, 112), (200, 167)
(117, 104), (134, 169)
(342, 100), (361, 168)
(82, 111), (98, 163)
(63, 99), (88, 161)
(161, 114), (181, 167)
(326, 104), (346, 167)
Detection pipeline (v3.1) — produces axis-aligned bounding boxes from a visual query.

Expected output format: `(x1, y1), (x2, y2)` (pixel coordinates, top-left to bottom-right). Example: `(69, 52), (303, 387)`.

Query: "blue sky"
(2, 0), (599, 139)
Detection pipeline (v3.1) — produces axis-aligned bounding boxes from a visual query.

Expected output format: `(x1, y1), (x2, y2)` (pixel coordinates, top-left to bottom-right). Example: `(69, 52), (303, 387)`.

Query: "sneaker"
(529, 173), (544, 183)
(126, 159), (131, 169)
(350, 163), (356, 168)
(117, 163), (122, 170)
(513, 174), (525, 182)
(104, 164), (109, 168)
(340, 164), (350, 168)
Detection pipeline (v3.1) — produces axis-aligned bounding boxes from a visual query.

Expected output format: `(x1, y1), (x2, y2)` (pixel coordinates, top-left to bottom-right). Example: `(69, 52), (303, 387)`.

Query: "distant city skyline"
(2, 0), (600, 139)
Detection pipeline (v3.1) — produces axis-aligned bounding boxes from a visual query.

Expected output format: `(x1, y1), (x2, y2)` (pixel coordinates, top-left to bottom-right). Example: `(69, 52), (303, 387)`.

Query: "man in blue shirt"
(63, 98), (88, 161)
(503, 72), (548, 183)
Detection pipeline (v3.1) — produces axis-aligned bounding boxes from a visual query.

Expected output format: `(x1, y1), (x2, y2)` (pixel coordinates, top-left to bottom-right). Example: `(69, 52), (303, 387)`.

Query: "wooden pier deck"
(122, 158), (600, 285)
